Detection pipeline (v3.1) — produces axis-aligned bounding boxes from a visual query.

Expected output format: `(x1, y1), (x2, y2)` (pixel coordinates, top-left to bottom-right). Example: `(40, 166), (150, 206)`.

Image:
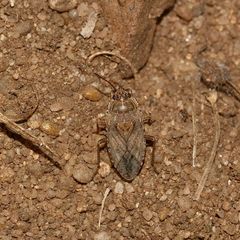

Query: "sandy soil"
(0, 0), (240, 239)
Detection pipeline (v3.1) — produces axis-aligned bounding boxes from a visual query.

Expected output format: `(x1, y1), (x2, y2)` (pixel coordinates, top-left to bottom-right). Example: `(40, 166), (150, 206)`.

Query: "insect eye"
(113, 93), (120, 100)
(123, 89), (132, 99)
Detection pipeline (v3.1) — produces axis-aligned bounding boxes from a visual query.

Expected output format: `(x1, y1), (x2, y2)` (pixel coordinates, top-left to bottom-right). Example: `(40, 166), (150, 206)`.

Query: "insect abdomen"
(116, 150), (144, 181)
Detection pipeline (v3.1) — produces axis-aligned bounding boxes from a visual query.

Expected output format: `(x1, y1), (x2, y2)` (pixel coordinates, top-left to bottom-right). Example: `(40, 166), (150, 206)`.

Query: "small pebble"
(72, 163), (95, 184)
(59, 96), (75, 111)
(37, 11), (48, 21)
(229, 128), (238, 138)
(9, 0), (15, 7)
(183, 185), (190, 195)
(69, 9), (78, 18)
(177, 196), (192, 211)
(142, 208), (153, 221)
(74, 133), (81, 140)
(83, 86), (102, 101)
(82, 151), (98, 165)
(227, 211), (239, 224)
(159, 207), (169, 221)
(50, 102), (63, 112)
(0, 166), (15, 182)
(124, 183), (134, 193)
(52, 12), (65, 26)
(221, 223), (237, 236)
(98, 162), (111, 178)
(175, 5), (193, 21)
(13, 20), (32, 36)
(76, 197), (88, 213)
(27, 162), (43, 177)
(77, 2), (90, 17)
(94, 231), (111, 240)
(114, 181), (124, 194)
(222, 201), (231, 211)
(40, 121), (61, 136)
(160, 194), (168, 201)
(235, 201), (240, 211)
(108, 203), (116, 211)
(48, 0), (77, 12)
(4, 110), (19, 120)
(27, 119), (41, 129)
(178, 230), (191, 239)
(0, 59), (8, 72)
(92, 191), (103, 205)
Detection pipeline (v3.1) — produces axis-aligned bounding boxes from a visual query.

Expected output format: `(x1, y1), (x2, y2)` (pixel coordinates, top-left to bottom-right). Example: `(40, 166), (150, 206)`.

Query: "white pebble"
(9, 0), (15, 7)
(80, 11), (98, 39)
(98, 162), (111, 178)
(114, 181), (124, 194)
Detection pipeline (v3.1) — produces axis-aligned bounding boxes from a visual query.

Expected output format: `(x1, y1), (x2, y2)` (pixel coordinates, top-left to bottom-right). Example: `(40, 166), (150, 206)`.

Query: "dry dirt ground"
(1, 0), (240, 239)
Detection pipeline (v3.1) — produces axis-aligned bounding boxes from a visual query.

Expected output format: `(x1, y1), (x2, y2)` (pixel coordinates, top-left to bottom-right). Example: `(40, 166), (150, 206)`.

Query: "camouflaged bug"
(88, 51), (156, 181)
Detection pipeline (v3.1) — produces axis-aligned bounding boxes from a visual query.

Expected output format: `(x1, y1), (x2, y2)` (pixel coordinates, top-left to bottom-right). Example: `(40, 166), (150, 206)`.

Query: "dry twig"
(98, 187), (111, 229)
(0, 112), (62, 169)
(194, 91), (220, 200)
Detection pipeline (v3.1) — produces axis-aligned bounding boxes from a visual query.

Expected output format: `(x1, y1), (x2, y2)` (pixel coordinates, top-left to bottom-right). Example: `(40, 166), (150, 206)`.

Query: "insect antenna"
(93, 72), (117, 92)
(88, 50), (138, 81)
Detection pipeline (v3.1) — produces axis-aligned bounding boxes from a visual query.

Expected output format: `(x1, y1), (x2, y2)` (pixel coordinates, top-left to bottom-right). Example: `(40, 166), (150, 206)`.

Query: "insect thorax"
(108, 96), (138, 113)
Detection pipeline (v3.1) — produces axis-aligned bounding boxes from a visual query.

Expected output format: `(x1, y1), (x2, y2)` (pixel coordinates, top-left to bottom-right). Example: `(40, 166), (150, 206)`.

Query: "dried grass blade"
(0, 112), (62, 169)
(194, 92), (220, 200)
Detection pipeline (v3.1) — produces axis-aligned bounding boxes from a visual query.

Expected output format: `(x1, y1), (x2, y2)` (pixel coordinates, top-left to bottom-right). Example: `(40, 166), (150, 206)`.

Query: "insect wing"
(107, 120), (145, 181)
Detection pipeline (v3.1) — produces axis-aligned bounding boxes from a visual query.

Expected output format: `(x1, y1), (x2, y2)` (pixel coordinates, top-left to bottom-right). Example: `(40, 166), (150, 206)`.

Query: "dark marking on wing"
(117, 151), (140, 181)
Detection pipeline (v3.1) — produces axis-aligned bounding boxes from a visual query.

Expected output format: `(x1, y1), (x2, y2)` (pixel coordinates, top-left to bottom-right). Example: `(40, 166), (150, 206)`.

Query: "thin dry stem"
(88, 50), (138, 81)
(0, 112), (62, 169)
(98, 187), (111, 229)
(192, 79), (197, 167)
(194, 91), (220, 200)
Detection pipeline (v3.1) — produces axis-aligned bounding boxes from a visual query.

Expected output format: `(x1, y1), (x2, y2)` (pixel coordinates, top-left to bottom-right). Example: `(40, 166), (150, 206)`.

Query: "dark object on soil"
(196, 58), (240, 101)
(88, 51), (156, 181)
(99, 0), (176, 78)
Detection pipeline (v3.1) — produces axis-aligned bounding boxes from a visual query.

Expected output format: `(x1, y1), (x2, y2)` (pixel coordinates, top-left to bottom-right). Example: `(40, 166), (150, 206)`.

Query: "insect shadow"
(88, 51), (156, 181)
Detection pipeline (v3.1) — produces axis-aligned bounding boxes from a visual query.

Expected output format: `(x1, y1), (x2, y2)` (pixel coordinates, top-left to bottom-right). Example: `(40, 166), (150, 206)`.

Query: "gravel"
(72, 163), (96, 184)
(1, 0), (240, 239)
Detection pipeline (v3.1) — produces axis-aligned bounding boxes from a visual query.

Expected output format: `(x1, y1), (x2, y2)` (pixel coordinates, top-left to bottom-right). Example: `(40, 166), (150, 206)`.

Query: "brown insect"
(88, 51), (156, 181)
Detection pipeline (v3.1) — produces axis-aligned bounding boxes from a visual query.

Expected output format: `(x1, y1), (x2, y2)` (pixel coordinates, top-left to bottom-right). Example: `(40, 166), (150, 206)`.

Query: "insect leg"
(97, 137), (107, 164)
(143, 114), (153, 125)
(97, 118), (107, 134)
(144, 135), (157, 171)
